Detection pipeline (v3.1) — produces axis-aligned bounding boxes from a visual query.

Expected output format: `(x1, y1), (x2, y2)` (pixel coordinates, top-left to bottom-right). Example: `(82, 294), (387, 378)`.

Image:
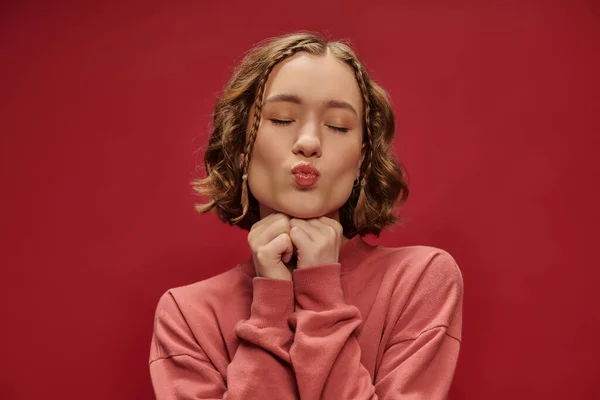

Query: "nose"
(292, 123), (322, 158)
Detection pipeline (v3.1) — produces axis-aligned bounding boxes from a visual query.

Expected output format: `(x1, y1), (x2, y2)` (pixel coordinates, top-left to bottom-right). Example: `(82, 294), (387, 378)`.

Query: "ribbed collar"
(239, 234), (378, 278)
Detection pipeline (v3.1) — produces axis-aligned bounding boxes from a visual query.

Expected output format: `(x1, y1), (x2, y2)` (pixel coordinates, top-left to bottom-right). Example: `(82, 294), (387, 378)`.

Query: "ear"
(239, 153), (244, 168)
(357, 142), (367, 170)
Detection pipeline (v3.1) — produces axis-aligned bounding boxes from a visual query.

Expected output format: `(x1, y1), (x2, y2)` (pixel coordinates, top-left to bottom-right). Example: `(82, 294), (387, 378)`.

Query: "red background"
(1, 1), (598, 399)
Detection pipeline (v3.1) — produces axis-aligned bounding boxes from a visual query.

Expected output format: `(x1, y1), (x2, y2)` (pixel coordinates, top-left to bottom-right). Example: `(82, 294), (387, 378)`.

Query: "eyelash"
(270, 118), (293, 126)
(269, 119), (349, 133)
(328, 126), (349, 133)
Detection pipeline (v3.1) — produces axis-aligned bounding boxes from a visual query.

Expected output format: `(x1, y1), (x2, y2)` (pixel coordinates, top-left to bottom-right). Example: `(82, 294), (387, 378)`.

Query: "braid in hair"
(348, 58), (375, 229)
(232, 39), (315, 223)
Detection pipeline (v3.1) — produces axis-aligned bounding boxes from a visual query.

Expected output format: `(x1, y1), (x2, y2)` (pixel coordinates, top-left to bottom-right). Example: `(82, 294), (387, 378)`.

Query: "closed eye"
(269, 119), (348, 133)
(327, 125), (349, 133)
(269, 118), (293, 126)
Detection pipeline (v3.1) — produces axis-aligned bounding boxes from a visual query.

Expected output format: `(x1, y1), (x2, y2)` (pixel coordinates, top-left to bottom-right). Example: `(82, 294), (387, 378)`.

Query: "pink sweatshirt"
(149, 236), (463, 399)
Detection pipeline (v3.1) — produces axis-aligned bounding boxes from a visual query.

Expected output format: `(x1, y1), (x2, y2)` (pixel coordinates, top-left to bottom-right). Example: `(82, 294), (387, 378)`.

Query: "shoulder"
(154, 264), (252, 320)
(370, 244), (463, 289)
(365, 244), (464, 319)
(370, 245), (464, 340)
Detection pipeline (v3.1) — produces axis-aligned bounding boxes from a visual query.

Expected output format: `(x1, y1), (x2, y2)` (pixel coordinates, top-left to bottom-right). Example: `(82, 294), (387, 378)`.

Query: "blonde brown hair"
(192, 32), (409, 237)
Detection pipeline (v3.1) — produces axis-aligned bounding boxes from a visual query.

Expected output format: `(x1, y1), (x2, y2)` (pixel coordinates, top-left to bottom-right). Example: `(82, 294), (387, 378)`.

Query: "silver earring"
(242, 174), (248, 181)
(353, 176), (365, 188)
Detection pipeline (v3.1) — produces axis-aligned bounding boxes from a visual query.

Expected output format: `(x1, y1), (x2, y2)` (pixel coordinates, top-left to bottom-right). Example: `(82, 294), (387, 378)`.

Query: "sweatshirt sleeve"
(149, 278), (299, 399)
(288, 252), (463, 400)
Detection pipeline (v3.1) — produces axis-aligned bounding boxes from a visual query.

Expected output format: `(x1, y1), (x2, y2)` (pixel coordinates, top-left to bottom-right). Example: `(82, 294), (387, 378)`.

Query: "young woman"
(149, 32), (463, 399)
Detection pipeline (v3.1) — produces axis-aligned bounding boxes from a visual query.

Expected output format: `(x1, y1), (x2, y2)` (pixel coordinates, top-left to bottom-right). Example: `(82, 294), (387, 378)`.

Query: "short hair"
(192, 32), (409, 238)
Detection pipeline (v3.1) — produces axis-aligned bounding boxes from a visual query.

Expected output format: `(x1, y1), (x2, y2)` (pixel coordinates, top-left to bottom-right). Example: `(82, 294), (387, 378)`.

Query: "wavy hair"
(192, 32), (409, 238)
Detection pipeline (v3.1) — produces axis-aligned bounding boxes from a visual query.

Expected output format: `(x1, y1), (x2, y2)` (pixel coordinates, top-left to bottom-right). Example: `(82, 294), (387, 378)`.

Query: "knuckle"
(274, 213), (288, 223)
(283, 234), (292, 246)
(277, 218), (291, 232)
(255, 246), (268, 261)
(324, 226), (336, 240)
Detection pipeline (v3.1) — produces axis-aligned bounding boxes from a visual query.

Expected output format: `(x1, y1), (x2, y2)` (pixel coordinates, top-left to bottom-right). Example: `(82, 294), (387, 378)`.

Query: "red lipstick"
(291, 163), (320, 187)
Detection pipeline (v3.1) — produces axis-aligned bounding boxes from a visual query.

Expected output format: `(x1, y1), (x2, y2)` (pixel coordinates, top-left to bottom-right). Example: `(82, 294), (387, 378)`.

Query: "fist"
(289, 217), (343, 269)
(247, 213), (294, 280)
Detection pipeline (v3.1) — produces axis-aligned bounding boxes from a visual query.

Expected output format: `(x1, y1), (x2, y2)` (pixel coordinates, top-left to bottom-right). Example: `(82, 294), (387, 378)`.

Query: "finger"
(289, 225), (312, 250)
(257, 217), (291, 246)
(315, 217), (343, 237)
(306, 218), (341, 243)
(267, 232), (293, 263)
(280, 234), (294, 264)
(250, 213), (288, 235)
(250, 214), (290, 246)
(306, 218), (334, 234)
(289, 219), (320, 240)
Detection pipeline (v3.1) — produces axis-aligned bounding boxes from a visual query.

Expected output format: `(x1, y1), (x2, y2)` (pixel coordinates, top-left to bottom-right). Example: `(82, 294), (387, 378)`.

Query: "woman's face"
(246, 51), (365, 220)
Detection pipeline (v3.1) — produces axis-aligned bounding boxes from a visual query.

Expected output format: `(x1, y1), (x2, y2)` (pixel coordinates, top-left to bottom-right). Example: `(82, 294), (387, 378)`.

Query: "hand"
(289, 217), (343, 269)
(247, 213), (294, 280)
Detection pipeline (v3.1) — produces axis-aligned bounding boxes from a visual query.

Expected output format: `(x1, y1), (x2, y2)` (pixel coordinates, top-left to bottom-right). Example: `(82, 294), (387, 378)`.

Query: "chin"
(254, 190), (347, 220)
(281, 208), (324, 219)
(275, 199), (342, 220)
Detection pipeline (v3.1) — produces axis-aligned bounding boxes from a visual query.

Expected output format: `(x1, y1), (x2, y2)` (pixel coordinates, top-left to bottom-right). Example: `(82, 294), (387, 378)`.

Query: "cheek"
(330, 143), (362, 174)
(250, 126), (287, 167)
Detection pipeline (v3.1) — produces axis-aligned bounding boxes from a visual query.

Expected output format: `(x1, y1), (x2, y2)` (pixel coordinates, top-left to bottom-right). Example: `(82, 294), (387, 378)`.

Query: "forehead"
(263, 51), (363, 113)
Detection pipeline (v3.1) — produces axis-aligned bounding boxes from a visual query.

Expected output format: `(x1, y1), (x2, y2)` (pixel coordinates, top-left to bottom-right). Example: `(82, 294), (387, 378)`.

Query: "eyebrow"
(263, 94), (358, 116)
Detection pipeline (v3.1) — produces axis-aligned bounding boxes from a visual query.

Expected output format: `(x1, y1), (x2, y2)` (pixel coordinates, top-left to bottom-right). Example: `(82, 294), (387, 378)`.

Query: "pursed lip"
(291, 162), (320, 176)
